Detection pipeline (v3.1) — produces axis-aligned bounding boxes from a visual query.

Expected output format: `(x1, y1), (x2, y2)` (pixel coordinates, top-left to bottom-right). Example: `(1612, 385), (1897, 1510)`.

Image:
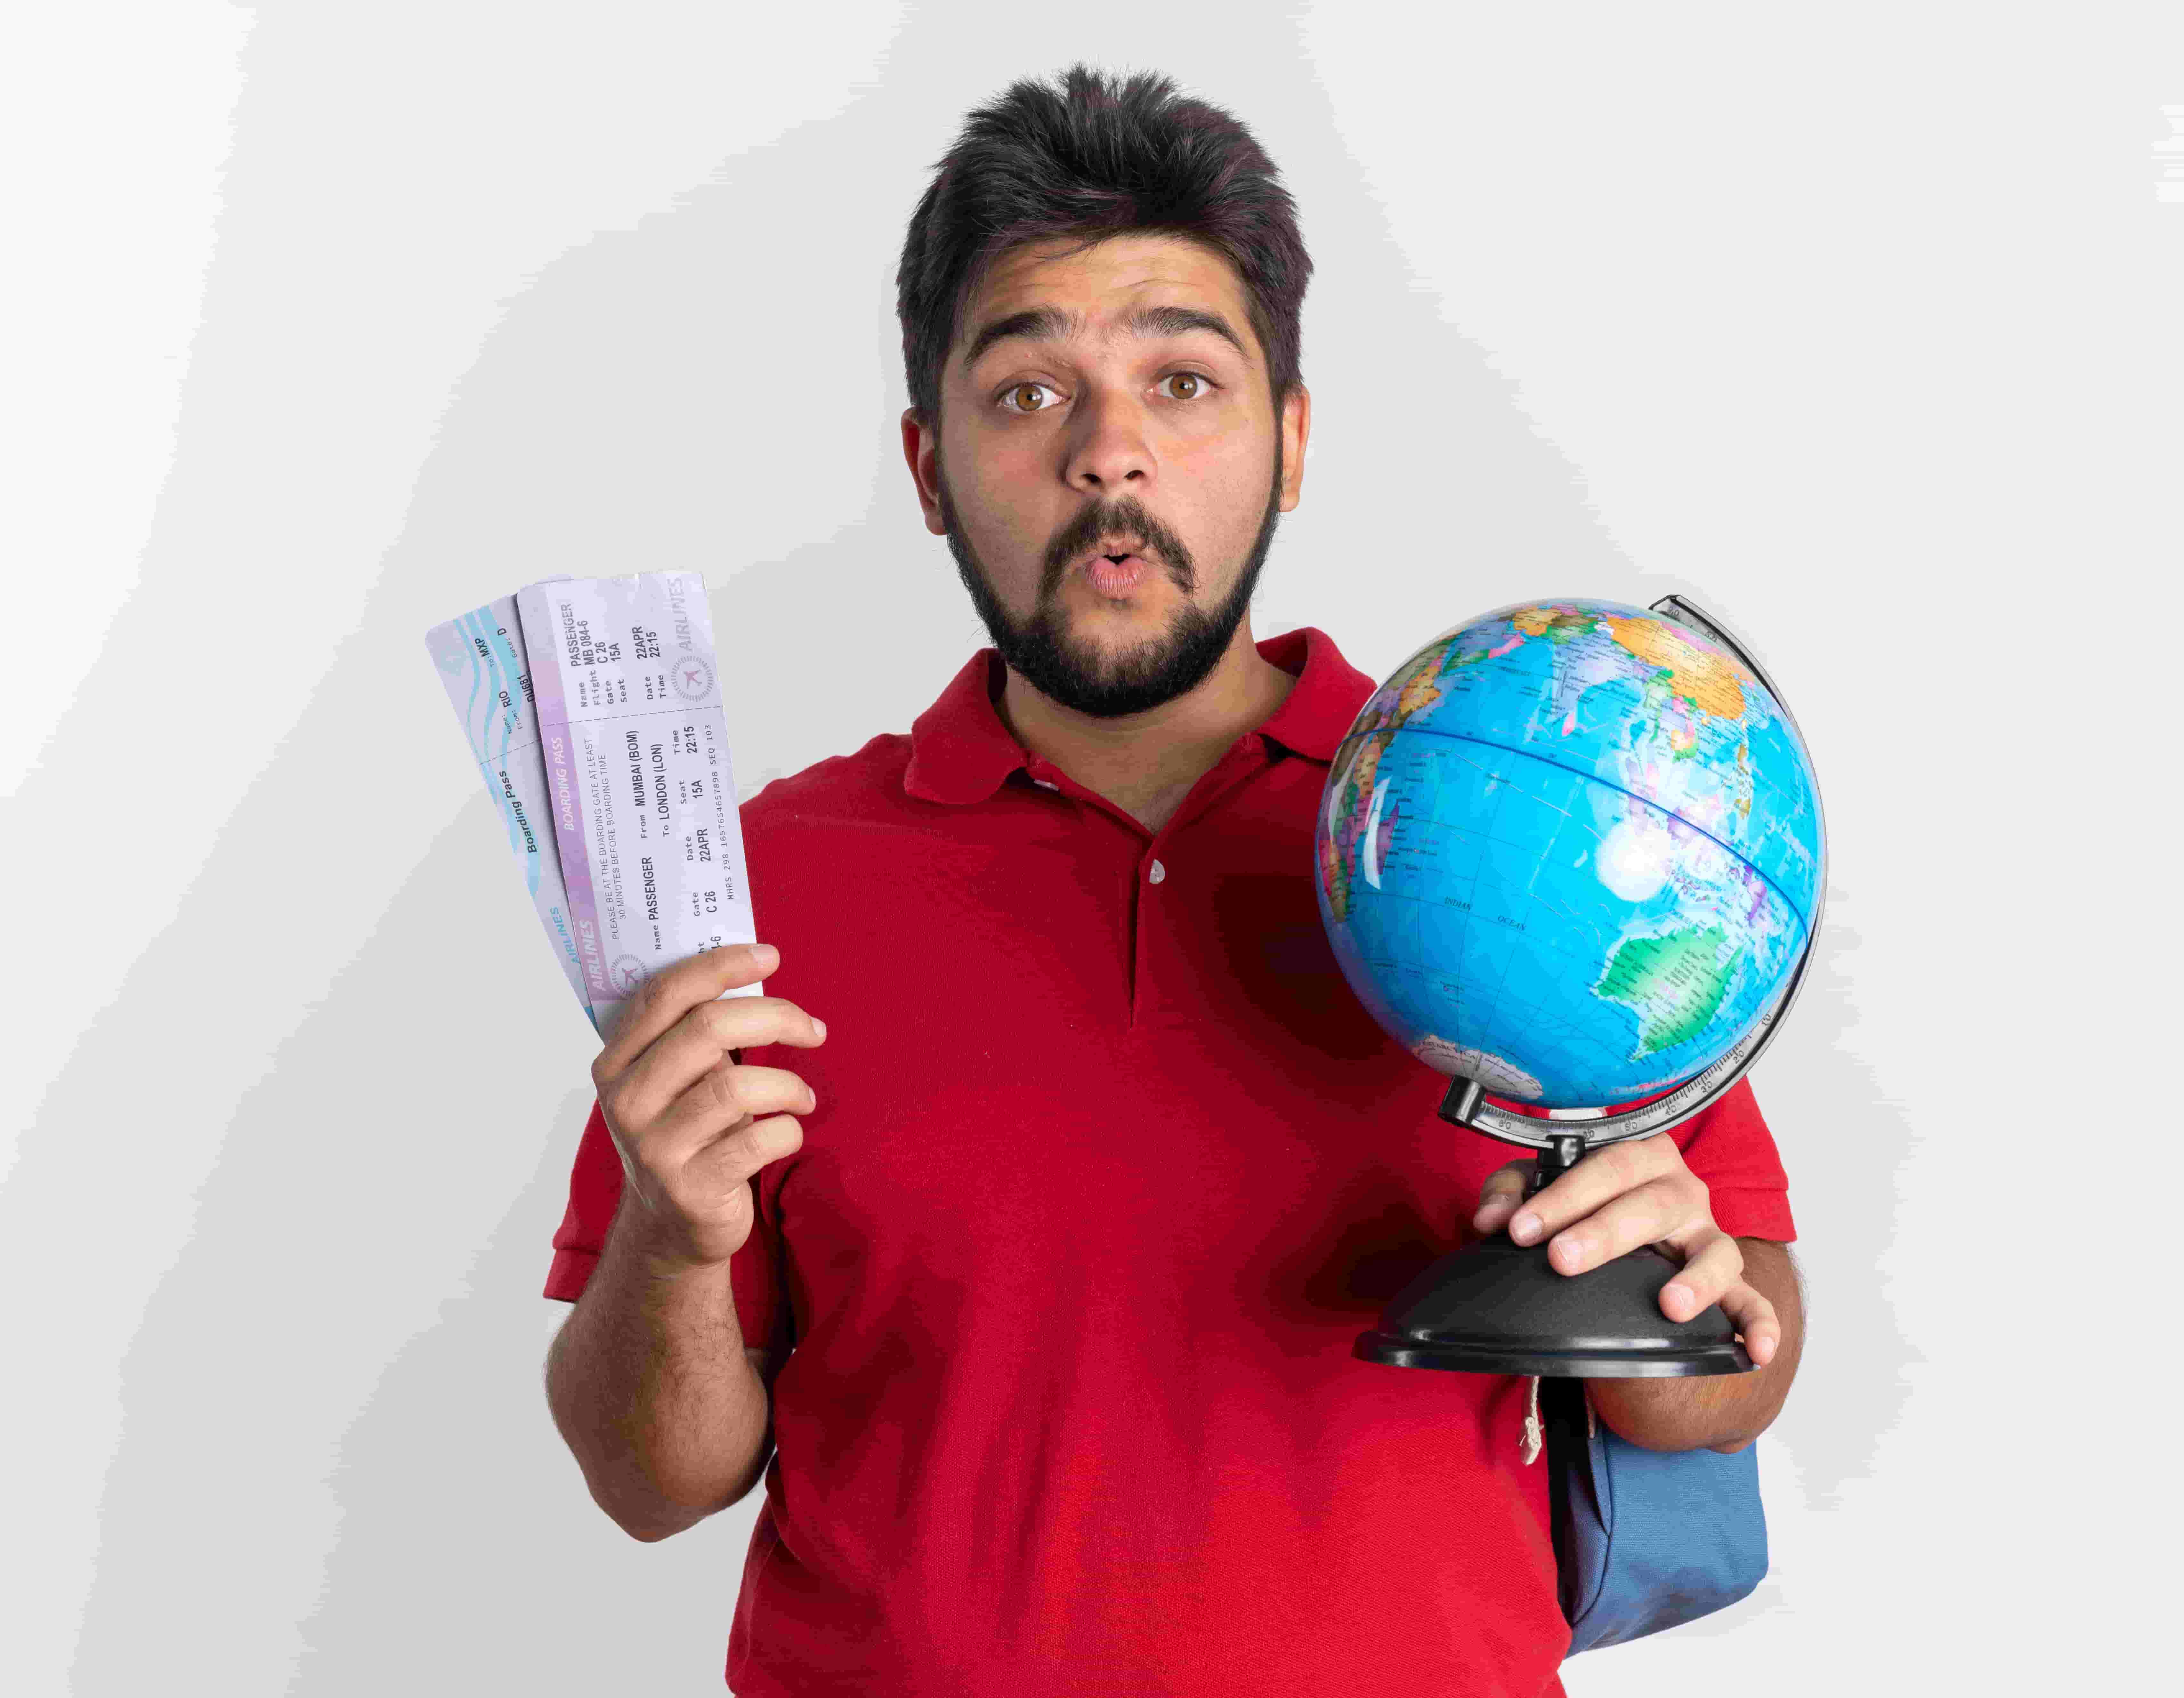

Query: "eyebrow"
(959, 303), (1252, 375)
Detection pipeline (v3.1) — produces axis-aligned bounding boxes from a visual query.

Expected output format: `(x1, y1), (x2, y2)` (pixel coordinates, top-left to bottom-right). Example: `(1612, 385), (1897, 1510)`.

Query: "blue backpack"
(1533, 1375), (1769, 1655)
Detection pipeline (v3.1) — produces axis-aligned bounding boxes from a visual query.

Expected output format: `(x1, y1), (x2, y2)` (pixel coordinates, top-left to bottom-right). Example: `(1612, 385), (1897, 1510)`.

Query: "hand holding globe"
(1470, 1133), (1783, 1367)
(1319, 595), (1825, 1378)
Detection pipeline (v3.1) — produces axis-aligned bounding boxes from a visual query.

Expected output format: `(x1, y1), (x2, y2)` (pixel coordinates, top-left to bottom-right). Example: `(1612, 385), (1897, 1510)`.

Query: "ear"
(1277, 383), (1310, 513)
(902, 406), (947, 537)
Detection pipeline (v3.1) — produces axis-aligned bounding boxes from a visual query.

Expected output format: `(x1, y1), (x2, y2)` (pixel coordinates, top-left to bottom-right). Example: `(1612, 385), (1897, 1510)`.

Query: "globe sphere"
(1314, 599), (1823, 1110)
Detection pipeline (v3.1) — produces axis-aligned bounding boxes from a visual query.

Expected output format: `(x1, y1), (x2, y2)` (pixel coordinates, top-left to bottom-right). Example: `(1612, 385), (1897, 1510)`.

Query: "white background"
(5, 3), (2177, 1692)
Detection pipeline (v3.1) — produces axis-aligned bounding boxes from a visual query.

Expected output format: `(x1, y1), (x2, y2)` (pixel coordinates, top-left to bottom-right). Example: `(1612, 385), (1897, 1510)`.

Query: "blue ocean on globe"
(1314, 599), (1823, 1110)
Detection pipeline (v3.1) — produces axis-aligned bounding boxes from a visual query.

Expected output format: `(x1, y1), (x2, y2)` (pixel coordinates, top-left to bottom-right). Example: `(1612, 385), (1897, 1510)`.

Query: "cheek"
(1193, 455), (1276, 547)
(964, 450), (1048, 521)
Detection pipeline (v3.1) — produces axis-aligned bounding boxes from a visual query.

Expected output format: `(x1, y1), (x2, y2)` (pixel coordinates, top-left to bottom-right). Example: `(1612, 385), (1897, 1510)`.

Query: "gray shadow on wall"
(59, 24), (1907, 1698)
(1606, 879), (1915, 1646)
(60, 802), (771, 1692)
(1748, 886), (1916, 1515)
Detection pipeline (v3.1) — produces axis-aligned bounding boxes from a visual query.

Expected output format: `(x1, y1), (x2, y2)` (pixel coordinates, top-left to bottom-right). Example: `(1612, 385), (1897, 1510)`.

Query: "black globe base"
(1353, 1233), (1754, 1378)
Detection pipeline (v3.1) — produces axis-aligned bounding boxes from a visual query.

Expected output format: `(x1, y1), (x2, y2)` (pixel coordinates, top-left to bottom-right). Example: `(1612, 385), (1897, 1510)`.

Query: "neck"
(996, 623), (1298, 832)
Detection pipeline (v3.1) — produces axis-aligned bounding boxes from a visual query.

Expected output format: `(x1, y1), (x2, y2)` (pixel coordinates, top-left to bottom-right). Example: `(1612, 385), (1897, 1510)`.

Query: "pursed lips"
(1073, 539), (1156, 570)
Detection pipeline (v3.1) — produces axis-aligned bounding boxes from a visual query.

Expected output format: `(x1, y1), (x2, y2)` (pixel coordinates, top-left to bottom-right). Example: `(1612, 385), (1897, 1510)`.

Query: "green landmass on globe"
(1314, 599), (1821, 1110)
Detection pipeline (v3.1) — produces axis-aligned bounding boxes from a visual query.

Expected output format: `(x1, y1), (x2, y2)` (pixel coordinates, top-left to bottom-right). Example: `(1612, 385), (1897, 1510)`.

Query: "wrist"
(608, 1194), (737, 1286)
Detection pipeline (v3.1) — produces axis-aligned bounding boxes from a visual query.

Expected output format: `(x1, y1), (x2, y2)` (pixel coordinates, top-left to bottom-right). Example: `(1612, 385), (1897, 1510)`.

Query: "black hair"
(895, 63), (1312, 428)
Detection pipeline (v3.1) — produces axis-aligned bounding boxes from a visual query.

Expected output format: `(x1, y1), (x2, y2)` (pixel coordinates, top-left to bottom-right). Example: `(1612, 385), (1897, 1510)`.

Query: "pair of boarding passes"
(424, 572), (761, 1040)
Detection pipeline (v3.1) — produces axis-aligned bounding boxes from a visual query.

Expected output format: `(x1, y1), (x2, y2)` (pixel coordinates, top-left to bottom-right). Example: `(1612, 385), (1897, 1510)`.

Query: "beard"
(933, 434), (1286, 720)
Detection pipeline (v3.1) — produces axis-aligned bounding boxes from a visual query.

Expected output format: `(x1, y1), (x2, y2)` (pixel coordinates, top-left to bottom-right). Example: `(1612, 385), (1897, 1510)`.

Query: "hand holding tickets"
(424, 571), (761, 1040)
(588, 942), (828, 1270)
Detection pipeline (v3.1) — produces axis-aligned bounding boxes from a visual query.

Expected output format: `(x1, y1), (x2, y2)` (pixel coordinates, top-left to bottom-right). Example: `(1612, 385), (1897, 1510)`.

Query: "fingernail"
(1510, 1213), (1541, 1244)
(751, 943), (779, 966)
(1663, 1282), (1692, 1316)
(812, 1017), (826, 1039)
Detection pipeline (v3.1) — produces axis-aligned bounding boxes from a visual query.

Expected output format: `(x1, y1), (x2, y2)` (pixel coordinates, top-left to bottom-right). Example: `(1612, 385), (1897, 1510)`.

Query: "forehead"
(955, 234), (1254, 370)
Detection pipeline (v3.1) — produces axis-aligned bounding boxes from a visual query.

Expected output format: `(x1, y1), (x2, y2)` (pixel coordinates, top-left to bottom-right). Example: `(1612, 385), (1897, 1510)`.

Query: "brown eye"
(999, 382), (1055, 415)
(1167, 372), (1204, 401)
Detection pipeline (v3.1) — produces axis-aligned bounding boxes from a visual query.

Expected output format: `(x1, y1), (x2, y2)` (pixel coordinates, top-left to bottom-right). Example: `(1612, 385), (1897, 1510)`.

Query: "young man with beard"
(544, 62), (1804, 1698)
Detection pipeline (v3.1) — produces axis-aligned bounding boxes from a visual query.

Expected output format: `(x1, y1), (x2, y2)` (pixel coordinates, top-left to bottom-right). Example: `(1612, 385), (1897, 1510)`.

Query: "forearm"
(544, 1197), (773, 1541)
(1587, 1238), (1805, 1454)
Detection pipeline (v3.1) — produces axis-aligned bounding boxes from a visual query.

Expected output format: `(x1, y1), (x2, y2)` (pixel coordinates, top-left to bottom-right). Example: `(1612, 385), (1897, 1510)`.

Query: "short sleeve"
(1662, 1074), (1798, 1242)
(541, 1097), (797, 1377)
(1486, 1072), (1797, 1243)
(541, 1098), (624, 1302)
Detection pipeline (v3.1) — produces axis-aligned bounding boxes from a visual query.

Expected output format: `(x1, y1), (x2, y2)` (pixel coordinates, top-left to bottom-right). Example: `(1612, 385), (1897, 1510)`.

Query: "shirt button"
(1147, 859), (1166, 884)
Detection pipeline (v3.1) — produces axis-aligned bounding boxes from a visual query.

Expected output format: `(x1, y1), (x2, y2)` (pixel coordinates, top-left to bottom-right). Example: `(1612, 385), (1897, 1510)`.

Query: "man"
(544, 63), (1804, 1698)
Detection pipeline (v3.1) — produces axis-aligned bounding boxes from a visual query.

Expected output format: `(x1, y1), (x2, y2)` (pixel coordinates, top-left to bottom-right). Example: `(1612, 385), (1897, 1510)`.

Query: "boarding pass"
(425, 572), (761, 1040)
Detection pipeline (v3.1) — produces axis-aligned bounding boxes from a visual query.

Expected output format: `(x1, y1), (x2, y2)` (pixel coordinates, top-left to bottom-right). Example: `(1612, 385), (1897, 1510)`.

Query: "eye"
(1159, 370), (1218, 403)
(994, 380), (1060, 416)
(992, 370), (1222, 415)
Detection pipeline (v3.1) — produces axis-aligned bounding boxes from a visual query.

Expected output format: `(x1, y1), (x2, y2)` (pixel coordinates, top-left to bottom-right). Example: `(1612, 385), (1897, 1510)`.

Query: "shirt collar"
(902, 625), (1377, 806)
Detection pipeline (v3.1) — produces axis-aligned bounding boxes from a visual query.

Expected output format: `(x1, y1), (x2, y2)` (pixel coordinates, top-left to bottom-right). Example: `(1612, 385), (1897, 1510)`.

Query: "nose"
(1064, 389), (1154, 499)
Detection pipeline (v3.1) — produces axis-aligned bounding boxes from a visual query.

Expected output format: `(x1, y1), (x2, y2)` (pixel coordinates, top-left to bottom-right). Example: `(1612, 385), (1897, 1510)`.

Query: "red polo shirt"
(546, 625), (1798, 1698)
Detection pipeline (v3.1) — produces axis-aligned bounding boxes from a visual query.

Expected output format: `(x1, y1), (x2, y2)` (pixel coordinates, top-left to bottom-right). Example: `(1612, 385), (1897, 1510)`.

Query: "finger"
(1470, 1160), (1533, 1232)
(648, 1063), (819, 1172)
(1538, 1174), (1706, 1274)
(1712, 1280), (1781, 1367)
(610, 994), (828, 1131)
(594, 941), (779, 1085)
(684, 1063), (818, 1127)
(1506, 1137), (1680, 1248)
(1656, 1230), (1745, 1321)
(684, 1109), (808, 1197)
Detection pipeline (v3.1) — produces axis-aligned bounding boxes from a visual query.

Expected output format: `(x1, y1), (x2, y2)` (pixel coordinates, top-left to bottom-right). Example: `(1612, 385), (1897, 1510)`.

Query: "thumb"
(1469, 1160), (1533, 1233)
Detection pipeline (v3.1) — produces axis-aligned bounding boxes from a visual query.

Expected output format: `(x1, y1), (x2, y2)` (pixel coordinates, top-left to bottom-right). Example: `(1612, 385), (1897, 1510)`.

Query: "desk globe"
(1316, 595), (1824, 1377)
